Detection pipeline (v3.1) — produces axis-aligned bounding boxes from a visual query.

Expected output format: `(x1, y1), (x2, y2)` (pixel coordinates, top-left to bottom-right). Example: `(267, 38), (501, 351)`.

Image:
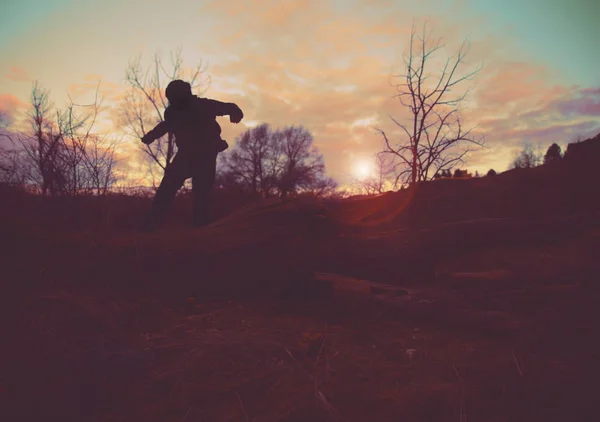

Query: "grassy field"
(1, 165), (599, 421)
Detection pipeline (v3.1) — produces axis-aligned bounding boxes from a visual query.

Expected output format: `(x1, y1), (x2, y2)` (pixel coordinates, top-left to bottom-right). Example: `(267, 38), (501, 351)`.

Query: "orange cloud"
(0, 93), (28, 127)
(196, 2), (528, 182)
(4, 0), (586, 184)
(0, 93), (28, 137)
(67, 76), (123, 103)
(206, 50), (398, 181)
(473, 61), (555, 115)
(4, 66), (31, 82)
(0, 93), (27, 111)
(461, 74), (600, 172)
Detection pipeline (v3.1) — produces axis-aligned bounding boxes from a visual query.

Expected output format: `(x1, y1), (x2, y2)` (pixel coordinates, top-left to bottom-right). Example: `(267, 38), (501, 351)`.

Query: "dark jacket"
(145, 96), (242, 152)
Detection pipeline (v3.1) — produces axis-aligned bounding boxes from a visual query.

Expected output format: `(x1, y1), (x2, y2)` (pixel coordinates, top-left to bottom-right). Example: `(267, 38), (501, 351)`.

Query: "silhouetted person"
(141, 80), (243, 230)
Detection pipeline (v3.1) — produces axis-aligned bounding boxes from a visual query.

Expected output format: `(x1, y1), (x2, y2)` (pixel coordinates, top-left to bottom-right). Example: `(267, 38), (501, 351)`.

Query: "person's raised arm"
(202, 99), (244, 123)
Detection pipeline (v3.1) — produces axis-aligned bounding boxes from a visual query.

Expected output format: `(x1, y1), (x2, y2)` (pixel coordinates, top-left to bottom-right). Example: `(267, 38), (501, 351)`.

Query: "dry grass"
(1, 170), (599, 421)
(6, 286), (593, 421)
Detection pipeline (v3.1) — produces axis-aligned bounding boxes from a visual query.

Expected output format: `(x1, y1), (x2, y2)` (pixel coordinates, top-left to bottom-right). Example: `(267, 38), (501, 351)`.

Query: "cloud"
(551, 88), (600, 117)
(4, 0), (594, 185)
(430, 54), (599, 171)
(197, 1), (551, 182)
(105, 0), (600, 181)
(4, 66), (31, 82)
(474, 82), (600, 143)
(0, 94), (28, 148)
(206, 53), (394, 181)
(462, 81), (600, 172)
(200, 0), (408, 181)
(0, 93), (28, 126)
(0, 93), (27, 111)
(67, 75), (123, 103)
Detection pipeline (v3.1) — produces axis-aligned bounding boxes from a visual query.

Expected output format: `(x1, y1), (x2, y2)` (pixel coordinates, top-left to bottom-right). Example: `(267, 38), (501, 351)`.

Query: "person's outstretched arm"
(201, 99), (244, 123)
(141, 108), (173, 145)
(141, 121), (170, 145)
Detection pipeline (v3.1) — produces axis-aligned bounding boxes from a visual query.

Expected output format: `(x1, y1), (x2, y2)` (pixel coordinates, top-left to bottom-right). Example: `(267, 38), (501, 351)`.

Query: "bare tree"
(122, 48), (210, 176)
(0, 143), (28, 186)
(376, 22), (484, 187)
(0, 86), (63, 191)
(17, 82), (65, 195)
(274, 125), (334, 198)
(62, 88), (119, 195)
(354, 153), (399, 195)
(0, 109), (22, 184)
(217, 124), (276, 196)
(511, 142), (541, 169)
(82, 134), (119, 195)
(3, 81), (118, 195)
(306, 175), (338, 198)
(218, 124), (336, 198)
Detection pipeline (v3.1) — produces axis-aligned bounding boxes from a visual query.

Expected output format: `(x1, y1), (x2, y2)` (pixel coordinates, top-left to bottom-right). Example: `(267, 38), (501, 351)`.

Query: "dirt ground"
(1, 174), (599, 421)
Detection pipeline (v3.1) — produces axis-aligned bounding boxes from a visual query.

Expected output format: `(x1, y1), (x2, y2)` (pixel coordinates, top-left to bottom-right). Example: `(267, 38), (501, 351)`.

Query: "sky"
(1, 0), (599, 186)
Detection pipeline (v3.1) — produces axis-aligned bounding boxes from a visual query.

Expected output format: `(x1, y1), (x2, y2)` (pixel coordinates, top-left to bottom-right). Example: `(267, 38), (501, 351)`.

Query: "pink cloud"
(0, 94), (28, 145)
(554, 90), (600, 117)
(203, 2), (599, 180)
(199, 6), (517, 183)
(0, 93), (27, 111)
(4, 66), (31, 82)
(22, 0), (581, 184)
(461, 79), (600, 172)
(0, 93), (28, 126)
(472, 61), (553, 114)
(443, 50), (599, 171)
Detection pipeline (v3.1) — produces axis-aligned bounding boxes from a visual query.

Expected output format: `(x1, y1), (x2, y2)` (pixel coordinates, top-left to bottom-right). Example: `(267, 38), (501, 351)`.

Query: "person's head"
(165, 80), (193, 108)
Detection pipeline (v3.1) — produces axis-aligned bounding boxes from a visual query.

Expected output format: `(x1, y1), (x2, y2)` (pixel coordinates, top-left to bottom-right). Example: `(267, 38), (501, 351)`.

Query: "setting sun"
(354, 160), (373, 180)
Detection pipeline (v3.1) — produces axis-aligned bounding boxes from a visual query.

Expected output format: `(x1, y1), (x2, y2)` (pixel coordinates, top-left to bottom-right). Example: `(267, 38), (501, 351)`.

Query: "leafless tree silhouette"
(17, 82), (65, 195)
(354, 153), (399, 195)
(0, 82), (118, 194)
(376, 22), (484, 187)
(218, 124), (336, 198)
(0, 137), (27, 186)
(511, 142), (541, 169)
(122, 48), (210, 182)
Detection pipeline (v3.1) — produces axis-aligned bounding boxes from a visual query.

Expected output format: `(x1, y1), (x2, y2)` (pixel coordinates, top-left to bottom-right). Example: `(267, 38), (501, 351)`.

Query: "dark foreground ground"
(1, 167), (599, 422)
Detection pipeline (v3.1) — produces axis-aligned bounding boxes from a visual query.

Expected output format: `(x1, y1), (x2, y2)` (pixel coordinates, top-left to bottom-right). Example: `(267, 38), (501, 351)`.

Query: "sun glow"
(354, 160), (373, 180)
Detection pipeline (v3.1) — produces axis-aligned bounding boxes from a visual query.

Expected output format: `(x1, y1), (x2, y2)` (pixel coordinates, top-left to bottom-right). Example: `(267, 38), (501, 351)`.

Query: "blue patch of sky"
(467, 0), (600, 86)
(0, 0), (75, 45)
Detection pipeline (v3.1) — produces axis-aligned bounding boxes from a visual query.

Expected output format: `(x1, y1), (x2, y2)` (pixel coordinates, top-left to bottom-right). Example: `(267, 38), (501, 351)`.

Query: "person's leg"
(144, 155), (189, 231)
(191, 152), (217, 227)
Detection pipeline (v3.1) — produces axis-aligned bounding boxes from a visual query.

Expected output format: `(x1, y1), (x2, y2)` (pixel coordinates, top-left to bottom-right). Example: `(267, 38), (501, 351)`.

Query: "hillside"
(1, 159), (599, 422)
(329, 160), (600, 230)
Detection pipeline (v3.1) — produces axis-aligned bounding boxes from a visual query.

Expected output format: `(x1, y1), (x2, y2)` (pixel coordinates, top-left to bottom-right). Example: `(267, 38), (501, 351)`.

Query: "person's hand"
(217, 139), (229, 152)
(230, 108), (243, 124)
(141, 134), (153, 145)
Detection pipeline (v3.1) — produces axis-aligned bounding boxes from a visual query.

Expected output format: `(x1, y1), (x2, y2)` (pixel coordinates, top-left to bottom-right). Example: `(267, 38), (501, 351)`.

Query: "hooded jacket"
(144, 96), (242, 152)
